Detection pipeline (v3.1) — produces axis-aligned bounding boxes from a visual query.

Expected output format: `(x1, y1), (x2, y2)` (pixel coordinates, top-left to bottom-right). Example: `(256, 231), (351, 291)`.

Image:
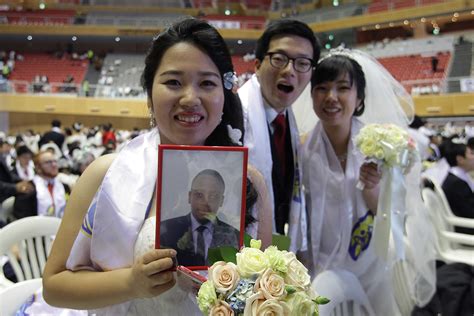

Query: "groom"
(160, 169), (240, 266)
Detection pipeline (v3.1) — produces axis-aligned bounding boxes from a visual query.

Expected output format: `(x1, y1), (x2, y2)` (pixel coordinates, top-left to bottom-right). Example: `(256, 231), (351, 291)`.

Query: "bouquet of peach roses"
(197, 240), (328, 316)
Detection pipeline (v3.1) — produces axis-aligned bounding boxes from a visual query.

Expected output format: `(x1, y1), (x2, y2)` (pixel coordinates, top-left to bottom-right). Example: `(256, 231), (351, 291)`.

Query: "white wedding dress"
(128, 217), (202, 316)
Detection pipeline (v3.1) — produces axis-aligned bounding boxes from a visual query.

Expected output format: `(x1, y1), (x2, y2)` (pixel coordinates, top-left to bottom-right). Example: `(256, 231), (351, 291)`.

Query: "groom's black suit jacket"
(159, 213), (240, 266)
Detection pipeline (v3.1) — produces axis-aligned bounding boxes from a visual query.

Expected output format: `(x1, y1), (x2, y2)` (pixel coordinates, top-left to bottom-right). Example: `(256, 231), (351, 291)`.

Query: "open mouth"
(175, 114), (203, 124)
(277, 83), (294, 93)
(324, 107), (341, 114)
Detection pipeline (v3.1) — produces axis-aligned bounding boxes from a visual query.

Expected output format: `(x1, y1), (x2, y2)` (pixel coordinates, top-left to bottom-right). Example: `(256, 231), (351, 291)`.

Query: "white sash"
(15, 160), (34, 181)
(66, 130), (159, 315)
(303, 119), (374, 275)
(33, 175), (66, 218)
(238, 75), (307, 252)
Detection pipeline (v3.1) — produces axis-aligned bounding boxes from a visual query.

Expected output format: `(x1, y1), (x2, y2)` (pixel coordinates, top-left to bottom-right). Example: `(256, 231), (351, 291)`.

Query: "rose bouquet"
(197, 240), (328, 316)
(355, 123), (417, 170)
(355, 123), (418, 260)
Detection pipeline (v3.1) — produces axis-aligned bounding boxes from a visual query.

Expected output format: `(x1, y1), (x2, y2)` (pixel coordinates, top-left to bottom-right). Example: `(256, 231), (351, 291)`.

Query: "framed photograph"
(155, 145), (248, 270)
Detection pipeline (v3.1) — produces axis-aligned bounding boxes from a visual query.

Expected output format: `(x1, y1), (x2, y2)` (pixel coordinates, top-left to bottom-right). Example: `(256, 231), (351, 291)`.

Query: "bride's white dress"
(128, 217), (202, 316)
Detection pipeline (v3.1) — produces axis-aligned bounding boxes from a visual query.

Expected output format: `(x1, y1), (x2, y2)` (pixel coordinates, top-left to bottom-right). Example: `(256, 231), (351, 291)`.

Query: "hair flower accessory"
(223, 71), (238, 90)
(227, 125), (243, 145)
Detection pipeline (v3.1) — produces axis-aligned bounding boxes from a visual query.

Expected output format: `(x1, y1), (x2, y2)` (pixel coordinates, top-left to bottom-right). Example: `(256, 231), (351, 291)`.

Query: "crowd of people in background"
(0, 119), (145, 228)
(0, 17), (472, 316)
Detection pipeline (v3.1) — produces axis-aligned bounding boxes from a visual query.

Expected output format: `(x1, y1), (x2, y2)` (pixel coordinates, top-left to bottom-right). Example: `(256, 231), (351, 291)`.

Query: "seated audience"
(13, 150), (69, 219)
(441, 139), (474, 234)
(13, 145), (35, 181)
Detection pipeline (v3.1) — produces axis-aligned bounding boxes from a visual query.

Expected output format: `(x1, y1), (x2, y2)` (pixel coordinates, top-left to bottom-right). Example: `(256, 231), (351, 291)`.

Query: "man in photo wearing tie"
(13, 150), (68, 219)
(160, 169), (240, 266)
(238, 20), (320, 251)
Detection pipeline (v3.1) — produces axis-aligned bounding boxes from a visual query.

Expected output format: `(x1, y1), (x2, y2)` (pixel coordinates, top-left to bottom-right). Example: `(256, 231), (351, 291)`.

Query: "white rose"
(282, 251), (311, 289)
(254, 268), (286, 300)
(285, 291), (316, 316)
(208, 261), (240, 294)
(236, 247), (269, 278)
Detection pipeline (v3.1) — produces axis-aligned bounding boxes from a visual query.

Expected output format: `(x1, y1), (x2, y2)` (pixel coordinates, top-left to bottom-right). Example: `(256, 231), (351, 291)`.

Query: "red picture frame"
(155, 145), (248, 271)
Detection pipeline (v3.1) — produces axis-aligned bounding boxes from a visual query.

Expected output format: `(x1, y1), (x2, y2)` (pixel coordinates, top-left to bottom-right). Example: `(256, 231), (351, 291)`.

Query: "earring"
(149, 111), (156, 128)
(220, 112), (224, 123)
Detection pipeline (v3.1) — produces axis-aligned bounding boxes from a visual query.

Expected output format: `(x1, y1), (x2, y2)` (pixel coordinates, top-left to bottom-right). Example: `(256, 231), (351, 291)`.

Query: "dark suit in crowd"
(442, 172), (474, 235)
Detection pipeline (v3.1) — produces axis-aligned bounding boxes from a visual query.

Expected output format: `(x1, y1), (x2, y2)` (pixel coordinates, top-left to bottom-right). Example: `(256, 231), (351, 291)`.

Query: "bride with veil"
(299, 48), (437, 315)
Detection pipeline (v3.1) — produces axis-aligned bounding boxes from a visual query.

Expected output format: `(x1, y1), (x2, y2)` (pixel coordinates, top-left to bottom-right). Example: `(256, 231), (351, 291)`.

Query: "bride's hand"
(359, 162), (381, 190)
(128, 248), (177, 299)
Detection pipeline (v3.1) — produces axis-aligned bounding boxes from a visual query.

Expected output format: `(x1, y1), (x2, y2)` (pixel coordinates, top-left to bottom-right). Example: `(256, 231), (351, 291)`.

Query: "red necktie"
(47, 182), (55, 214)
(273, 113), (287, 179)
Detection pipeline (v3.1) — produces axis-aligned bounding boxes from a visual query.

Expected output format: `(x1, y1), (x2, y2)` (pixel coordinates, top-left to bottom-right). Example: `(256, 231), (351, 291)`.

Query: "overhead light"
(72, 36), (77, 41)
(453, 12), (459, 17)
(375, 24), (380, 29)
(224, 9), (231, 15)
(421, 17), (426, 22)
(451, 17), (457, 22)
(27, 35), (32, 41)
(237, 39), (242, 45)
(39, 3), (45, 9)
(403, 20), (409, 25)
(433, 28), (440, 35)
(389, 22), (394, 27)
(115, 37), (120, 42)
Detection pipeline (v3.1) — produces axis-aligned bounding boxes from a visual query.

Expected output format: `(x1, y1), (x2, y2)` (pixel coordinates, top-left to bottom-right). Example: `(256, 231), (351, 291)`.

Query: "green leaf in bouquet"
(219, 246), (238, 264)
(243, 233), (252, 247)
(313, 296), (330, 305)
(271, 234), (291, 251)
(207, 247), (224, 265)
(207, 246), (238, 265)
(285, 285), (296, 295)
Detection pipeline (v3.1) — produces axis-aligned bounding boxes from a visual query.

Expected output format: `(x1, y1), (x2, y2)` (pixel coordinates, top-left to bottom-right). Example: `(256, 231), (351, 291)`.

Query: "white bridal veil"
(300, 47), (437, 307)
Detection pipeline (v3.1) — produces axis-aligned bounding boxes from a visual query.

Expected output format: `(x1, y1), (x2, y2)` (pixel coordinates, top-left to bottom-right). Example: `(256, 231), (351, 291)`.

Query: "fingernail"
(170, 249), (177, 256)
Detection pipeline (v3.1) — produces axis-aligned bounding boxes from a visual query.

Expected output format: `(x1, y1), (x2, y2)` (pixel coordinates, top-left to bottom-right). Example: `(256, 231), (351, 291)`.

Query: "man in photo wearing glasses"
(13, 150), (68, 219)
(238, 19), (320, 252)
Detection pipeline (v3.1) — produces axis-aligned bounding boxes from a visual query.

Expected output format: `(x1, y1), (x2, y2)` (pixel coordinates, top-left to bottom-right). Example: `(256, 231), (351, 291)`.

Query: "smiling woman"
(302, 49), (436, 316)
(149, 42), (225, 146)
(41, 18), (269, 315)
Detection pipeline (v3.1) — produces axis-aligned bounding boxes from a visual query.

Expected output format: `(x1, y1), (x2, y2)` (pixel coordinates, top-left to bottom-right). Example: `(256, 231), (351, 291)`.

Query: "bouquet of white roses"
(355, 123), (417, 170)
(355, 123), (418, 261)
(197, 239), (328, 316)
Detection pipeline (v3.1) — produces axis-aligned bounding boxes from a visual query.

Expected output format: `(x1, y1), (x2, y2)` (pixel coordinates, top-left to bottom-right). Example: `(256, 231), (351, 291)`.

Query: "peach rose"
(209, 261), (240, 294)
(255, 268), (286, 300)
(209, 300), (234, 316)
(244, 293), (290, 316)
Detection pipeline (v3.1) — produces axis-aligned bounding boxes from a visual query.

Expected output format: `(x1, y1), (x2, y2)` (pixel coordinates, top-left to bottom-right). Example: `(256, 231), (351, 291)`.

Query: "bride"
(302, 48), (437, 315)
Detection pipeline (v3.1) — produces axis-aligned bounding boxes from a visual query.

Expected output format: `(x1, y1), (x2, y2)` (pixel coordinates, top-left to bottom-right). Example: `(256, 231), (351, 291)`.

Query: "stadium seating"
(0, 10), (75, 25)
(85, 11), (186, 28)
(368, 0), (445, 13)
(378, 53), (451, 93)
(8, 53), (87, 93)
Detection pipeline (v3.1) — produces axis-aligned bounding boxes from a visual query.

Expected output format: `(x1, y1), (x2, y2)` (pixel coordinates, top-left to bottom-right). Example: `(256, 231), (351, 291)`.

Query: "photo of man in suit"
(160, 169), (240, 266)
